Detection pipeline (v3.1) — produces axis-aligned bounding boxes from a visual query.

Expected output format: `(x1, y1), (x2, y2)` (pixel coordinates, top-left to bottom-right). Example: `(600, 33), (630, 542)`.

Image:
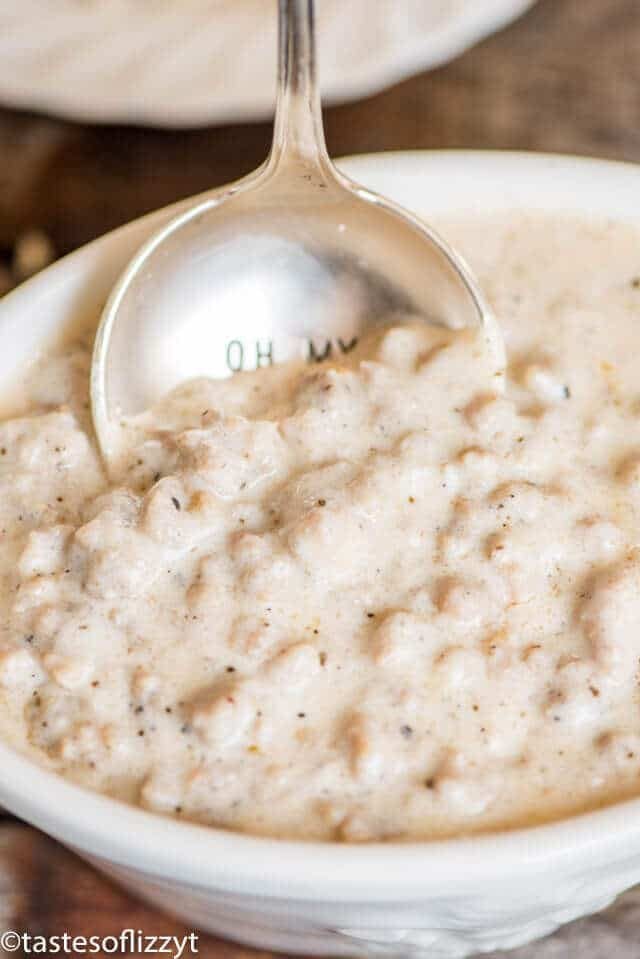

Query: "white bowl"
(3, 151), (640, 959)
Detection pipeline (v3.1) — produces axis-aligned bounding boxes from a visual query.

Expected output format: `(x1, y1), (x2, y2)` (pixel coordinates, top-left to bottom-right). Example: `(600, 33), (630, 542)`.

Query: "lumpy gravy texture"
(2, 215), (640, 841)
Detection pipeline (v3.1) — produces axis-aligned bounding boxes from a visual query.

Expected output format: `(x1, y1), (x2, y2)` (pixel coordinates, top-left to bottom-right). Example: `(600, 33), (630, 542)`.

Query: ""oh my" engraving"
(224, 337), (359, 373)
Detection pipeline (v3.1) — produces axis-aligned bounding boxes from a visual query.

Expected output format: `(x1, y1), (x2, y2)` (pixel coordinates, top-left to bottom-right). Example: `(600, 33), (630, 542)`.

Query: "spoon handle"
(272, 0), (329, 168)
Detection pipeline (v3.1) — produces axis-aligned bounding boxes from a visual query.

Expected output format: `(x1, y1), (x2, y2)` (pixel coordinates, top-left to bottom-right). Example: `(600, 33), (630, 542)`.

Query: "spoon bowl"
(91, 0), (504, 468)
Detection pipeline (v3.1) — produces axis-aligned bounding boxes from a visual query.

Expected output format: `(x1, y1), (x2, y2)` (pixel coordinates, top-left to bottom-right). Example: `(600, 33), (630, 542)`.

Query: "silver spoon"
(91, 0), (505, 469)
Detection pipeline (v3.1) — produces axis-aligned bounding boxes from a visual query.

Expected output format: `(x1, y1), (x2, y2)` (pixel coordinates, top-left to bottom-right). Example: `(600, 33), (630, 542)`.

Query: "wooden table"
(2, 0), (640, 954)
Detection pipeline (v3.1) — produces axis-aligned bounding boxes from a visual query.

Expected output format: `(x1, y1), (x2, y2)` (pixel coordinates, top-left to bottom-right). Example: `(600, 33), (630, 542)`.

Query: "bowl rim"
(3, 148), (640, 899)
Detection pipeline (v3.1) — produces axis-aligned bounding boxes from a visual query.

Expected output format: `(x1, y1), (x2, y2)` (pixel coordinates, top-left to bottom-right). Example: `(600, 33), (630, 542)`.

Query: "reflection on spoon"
(91, 0), (505, 471)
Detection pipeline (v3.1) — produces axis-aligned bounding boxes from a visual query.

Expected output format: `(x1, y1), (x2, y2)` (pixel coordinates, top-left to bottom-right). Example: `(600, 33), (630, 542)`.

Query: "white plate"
(0, 0), (535, 128)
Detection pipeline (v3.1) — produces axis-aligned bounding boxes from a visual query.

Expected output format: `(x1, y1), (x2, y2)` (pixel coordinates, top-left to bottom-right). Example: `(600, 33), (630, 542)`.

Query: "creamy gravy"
(2, 214), (640, 841)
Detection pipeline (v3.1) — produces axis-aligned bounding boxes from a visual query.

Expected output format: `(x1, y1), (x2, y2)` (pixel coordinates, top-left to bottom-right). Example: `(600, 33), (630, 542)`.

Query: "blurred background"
(2, 0), (640, 956)
(0, 0), (638, 293)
